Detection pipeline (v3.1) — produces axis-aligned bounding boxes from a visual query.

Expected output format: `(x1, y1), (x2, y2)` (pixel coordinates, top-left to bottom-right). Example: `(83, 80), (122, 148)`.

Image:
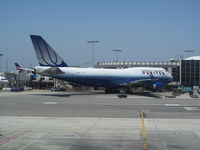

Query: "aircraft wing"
(18, 68), (35, 72)
(119, 78), (157, 87)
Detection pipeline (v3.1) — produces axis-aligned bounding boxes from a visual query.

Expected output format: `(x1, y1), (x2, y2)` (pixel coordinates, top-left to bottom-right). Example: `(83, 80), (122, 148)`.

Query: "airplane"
(0, 76), (9, 86)
(14, 63), (37, 80)
(28, 35), (173, 94)
(15, 63), (35, 73)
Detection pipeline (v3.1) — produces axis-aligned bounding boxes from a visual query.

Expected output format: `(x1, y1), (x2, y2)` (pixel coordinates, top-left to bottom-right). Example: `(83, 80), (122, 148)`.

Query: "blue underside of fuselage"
(48, 74), (171, 88)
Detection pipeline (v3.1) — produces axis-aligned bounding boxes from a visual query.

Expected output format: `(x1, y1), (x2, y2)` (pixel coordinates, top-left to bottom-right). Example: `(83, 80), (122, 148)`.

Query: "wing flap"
(119, 78), (157, 87)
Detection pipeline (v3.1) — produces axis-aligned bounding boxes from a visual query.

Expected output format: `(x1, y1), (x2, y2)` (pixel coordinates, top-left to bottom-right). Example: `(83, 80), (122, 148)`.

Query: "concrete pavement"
(0, 90), (200, 149)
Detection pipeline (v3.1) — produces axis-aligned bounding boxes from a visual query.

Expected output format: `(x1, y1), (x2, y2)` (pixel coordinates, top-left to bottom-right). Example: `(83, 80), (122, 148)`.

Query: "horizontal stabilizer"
(40, 67), (64, 76)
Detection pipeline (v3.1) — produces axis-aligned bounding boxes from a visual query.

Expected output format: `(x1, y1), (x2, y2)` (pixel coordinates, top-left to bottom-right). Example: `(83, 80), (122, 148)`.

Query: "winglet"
(30, 35), (68, 67)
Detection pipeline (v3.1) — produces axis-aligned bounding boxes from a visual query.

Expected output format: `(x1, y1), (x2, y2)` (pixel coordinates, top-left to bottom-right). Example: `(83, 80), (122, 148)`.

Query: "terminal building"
(181, 56), (200, 86)
(96, 56), (200, 87)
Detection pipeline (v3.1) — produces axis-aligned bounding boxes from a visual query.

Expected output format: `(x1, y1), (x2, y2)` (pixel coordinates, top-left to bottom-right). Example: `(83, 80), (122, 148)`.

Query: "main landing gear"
(117, 94), (127, 98)
(117, 88), (128, 98)
(105, 88), (128, 98)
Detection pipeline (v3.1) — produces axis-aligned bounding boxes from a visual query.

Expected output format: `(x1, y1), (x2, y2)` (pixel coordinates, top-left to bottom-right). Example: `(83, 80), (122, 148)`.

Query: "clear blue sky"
(0, 0), (200, 71)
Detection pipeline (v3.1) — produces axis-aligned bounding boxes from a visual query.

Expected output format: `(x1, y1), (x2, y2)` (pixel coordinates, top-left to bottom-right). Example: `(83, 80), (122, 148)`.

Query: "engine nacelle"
(152, 81), (164, 90)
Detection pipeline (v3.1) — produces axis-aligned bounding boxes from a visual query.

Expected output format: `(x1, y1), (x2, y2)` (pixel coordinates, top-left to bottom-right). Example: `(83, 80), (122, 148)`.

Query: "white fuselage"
(35, 66), (173, 88)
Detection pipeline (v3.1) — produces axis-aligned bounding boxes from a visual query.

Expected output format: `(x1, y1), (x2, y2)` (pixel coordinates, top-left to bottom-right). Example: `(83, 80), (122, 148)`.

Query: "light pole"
(0, 53), (3, 72)
(177, 55), (183, 60)
(177, 55), (183, 86)
(6, 58), (8, 72)
(85, 62), (91, 67)
(112, 49), (123, 62)
(87, 40), (100, 67)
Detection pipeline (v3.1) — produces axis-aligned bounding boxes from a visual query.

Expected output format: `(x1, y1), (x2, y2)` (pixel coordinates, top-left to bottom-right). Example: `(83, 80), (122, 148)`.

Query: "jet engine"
(152, 81), (164, 90)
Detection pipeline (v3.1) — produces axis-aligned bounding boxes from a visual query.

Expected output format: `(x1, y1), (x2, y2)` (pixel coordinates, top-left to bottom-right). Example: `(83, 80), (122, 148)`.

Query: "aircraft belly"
(50, 74), (171, 89)
(56, 75), (146, 87)
(53, 75), (129, 88)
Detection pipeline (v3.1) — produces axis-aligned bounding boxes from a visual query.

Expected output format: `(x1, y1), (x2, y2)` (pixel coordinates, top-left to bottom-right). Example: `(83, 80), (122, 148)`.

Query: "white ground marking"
(164, 104), (180, 106)
(184, 107), (199, 111)
(43, 102), (58, 104)
(19, 132), (47, 150)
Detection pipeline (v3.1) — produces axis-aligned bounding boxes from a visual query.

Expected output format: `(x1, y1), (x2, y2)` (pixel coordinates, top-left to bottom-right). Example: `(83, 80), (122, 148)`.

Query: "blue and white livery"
(30, 35), (68, 67)
(30, 35), (173, 92)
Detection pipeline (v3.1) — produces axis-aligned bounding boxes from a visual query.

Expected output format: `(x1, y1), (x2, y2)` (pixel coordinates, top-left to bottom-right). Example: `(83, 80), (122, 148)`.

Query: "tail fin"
(15, 63), (21, 70)
(14, 62), (35, 72)
(30, 35), (68, 67)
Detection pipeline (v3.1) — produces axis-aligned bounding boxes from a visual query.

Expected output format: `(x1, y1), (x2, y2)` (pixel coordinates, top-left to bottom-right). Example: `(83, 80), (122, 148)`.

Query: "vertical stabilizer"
(30, 35), (68, 67)
(14, 63), (21, 70)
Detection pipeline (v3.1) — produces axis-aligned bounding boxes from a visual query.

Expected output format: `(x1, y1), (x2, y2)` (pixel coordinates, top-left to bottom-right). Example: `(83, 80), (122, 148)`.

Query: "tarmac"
(0, 90), (200, 150)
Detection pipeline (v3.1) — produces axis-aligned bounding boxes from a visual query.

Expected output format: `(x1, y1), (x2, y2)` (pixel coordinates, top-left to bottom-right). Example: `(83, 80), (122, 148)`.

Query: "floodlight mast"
(87, 40), (100, 67)
(112, 49), (123, 62)
(0, 53), (3, 72)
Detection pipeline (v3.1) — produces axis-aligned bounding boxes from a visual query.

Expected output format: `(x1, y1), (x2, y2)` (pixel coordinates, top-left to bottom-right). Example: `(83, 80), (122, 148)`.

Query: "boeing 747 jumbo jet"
(29, 35), (173, 94)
